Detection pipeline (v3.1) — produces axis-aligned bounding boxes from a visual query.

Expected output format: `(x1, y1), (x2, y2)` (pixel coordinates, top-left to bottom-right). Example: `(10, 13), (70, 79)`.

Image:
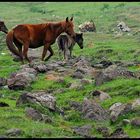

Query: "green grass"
(0, 2), (140, 138)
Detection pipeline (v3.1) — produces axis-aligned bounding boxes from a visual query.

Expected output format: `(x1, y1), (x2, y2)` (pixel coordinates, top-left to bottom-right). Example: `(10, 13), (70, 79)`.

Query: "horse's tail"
(6, 30), (21, 58)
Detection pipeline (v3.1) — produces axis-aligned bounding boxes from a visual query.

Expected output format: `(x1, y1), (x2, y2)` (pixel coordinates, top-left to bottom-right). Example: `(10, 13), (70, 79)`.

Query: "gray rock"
(16, 91), (56, 111)
(109, 102), (132, 122)
(69, 100), (82, 112)
(0, 77), (7, 86)
(5, 128), (23, 136)
(79, 21), (96, 32)
(95, 65), (137, 86)
(82, 98), (109, 121)
(131, 118), (140, 127)
(132, 99), (140, 109)
(72, 71), (84, 79)
(96, 126), (110, 137)
(91, 90), (111, 101)
(122, 119), (131, 125)
(42, 114), (53, 123)
(25, 107), (43, 121)
(109, 127), (129, 138)
(7, 67), (37, 90)
(33, 64), (48, 73)
(80, 79), (93, 86)
(72, 125), (93, 138)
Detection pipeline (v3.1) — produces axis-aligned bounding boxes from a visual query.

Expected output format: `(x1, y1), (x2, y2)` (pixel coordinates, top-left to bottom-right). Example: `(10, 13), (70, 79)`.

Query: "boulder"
(0, 77), (7, 86)
(95, 65), (137, 86)
(82, 98), (109, 121)
(72, 125), (93, 138)
(131, 118), (140, 127)
(91, 90), (111, 101)
(96, 126), (110, 137)
(7, 67), (37, 90)
(16, 91), (56, 111)
(109, 102), (132, 122)
(25, 107), (43, 121)
(109, 127), (129, 138)
(5, 128), (23, 136)
(79, 21), (96, 32)
(117, 21), (131, 32)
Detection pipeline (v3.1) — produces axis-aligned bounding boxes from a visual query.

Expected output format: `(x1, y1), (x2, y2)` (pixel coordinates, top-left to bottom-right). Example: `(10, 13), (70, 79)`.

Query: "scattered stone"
(109, 127), (129, 138)
(0, 102), (9, 107)
(82, 98), (109, 121)
(42, 114), (53, 123)
(122, 119), (131, 126)
(96, 126), (110, 137)
(0, 77), (7, 86)
(25, 107), (43, 121)
(72, 125), (93, 138)
(0, 135), (8, 138)
(95, 65), (137, 86)
(72, 71), (84, 79)
(69, 100), (82, 112)
(132, 98), (140, 109)
(117, 21), (131, 32)
(80, 79), (93, 86)
(79, 21), (96, 32)
(16, 91), (56, 111)
(7, 67), (37, 90)
(93, 60), (113, 69)
(91, 90), (111, 101)
(5, 128), (23, 136)
(69, 81), (83, 90)
(131, 118), (140, 127)
(109, 102), (132, 122)
(33, 63), (48, 73)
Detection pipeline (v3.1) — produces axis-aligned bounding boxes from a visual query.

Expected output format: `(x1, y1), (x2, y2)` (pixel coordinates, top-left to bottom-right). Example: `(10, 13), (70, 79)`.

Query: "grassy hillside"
(0, 2), (140, 138)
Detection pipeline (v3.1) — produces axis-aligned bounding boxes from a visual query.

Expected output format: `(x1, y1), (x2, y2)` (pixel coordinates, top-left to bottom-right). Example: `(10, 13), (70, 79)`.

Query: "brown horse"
(6, 17), (76, 63)
(0, 20), (8, 34)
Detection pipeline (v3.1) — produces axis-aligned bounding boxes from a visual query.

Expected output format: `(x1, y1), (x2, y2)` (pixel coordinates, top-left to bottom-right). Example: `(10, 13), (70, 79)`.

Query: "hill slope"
(0, 2), (140, 138)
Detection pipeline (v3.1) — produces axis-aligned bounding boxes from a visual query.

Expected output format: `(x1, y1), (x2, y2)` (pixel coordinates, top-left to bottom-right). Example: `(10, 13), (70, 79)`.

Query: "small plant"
(101, 4), (110, 11)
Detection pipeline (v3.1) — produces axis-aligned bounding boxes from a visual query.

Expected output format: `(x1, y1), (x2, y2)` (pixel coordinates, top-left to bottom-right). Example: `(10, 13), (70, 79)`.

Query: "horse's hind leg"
(14, 40), (24, 63)
(23, 42), (31, 63)
(45, 46), (54, 61)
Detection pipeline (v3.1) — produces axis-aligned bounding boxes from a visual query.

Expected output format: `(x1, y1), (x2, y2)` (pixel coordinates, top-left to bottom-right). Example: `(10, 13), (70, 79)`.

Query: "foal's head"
(75, 33), (84, 49)
(64, 17), (76, 38)
(0, 20), (8, 34)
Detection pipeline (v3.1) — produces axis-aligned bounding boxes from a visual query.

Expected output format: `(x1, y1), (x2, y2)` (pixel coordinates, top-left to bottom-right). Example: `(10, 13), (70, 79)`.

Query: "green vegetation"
(0, 2), (140, 138)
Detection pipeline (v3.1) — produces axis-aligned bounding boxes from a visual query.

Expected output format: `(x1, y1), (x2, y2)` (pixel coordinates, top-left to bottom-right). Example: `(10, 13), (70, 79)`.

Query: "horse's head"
(0, 20), (8, 34)
(64, 17), (76, 38)
(75, 33), (84, 49)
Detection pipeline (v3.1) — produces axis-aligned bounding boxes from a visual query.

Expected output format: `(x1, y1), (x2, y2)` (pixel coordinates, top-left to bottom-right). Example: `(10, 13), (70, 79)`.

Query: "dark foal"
(56, 33), (83, 61)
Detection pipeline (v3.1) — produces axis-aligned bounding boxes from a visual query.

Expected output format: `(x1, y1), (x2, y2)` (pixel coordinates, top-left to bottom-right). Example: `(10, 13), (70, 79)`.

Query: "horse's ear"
(66, 17), (69, 22)
(70, 17), (73, 21)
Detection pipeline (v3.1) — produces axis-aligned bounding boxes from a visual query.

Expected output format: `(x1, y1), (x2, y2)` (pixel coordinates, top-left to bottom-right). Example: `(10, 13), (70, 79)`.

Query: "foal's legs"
(64, 48), (70, 61)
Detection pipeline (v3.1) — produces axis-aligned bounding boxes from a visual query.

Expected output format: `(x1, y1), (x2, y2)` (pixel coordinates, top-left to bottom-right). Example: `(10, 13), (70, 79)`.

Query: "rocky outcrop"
(82, 98), (109, 121)
(95, 65), (138, 86)
(16, 91), (56, 111)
